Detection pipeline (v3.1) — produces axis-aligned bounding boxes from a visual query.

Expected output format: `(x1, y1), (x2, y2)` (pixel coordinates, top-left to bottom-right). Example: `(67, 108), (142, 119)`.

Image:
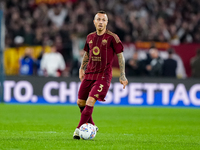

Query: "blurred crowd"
(126, 48), (178, 78)
(3, 0), (200, 78)
(4, 0), (200, 48)
(125, 47), (200, 78)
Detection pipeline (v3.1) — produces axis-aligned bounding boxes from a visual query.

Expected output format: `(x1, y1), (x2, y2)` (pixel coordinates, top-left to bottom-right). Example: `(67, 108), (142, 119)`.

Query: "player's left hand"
(119, 75), (128, 89)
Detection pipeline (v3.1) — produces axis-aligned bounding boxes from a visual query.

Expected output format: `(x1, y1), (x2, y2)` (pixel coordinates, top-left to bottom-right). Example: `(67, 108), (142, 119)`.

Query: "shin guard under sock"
(79, 106), (95, 125)
(77, 105), (94, 128)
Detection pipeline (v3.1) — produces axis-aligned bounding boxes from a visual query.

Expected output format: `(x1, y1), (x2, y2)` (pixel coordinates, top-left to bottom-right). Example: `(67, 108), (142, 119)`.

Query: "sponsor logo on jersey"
(92, 56), (101, 61)
(93, 46), (100, 55)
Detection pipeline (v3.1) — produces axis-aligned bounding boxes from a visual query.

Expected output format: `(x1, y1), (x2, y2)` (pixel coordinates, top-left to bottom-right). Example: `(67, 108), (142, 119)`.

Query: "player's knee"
(86, 97), (96, 106)
(77, 100), (82, 107)
(77, 99), (86, 107)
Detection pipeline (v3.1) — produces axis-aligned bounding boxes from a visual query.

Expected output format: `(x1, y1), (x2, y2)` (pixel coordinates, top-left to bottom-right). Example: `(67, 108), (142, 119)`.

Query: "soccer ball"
(79, 123), (96, 140)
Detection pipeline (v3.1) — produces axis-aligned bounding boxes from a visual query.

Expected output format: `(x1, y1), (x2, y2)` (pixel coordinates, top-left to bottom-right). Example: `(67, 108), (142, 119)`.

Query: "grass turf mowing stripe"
(0, 104), (200, 150)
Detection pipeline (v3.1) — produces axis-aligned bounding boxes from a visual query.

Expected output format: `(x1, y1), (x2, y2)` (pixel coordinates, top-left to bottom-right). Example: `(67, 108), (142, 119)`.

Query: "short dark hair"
(168, 48), (174, 55)
(149, 42), (156, 49)
(95, 11), (108, 20)
(97, 10), (107, 14)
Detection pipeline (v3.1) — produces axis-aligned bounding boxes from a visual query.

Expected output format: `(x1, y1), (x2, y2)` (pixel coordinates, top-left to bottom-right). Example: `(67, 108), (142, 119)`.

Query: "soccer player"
(73, 11), (128, 139)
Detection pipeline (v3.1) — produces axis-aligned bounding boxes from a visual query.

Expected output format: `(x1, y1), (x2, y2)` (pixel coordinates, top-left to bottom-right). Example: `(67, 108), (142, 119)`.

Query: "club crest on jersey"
(102, 39), (107, 45)
(89, 40), (93, 44)
(93, 46), (100, 55)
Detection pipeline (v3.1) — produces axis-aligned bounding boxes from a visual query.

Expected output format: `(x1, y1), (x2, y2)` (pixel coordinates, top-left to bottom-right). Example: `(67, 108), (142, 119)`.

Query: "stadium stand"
(3, 0), (200, 77)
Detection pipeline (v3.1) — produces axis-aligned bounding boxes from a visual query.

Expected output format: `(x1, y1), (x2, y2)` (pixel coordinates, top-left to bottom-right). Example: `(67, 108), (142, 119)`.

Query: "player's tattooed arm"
(117, 52), (126, 80)
(79, 51), (89, 81)
(117, 52), (128, 89)
(80, 52), (89, 70)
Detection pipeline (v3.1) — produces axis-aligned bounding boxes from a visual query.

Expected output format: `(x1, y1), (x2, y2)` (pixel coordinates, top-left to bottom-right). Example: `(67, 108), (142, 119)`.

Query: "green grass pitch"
(0, 104), (200, 150)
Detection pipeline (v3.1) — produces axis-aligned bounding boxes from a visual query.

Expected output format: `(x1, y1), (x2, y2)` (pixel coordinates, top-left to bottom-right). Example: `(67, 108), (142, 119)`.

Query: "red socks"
(77, 105), (94, 128)
(88, 114), (95, 125)
(79, 106), (95, 125)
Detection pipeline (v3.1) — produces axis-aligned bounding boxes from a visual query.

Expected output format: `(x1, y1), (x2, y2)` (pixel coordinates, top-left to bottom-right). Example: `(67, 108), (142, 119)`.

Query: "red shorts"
(78, 79), (110, 101)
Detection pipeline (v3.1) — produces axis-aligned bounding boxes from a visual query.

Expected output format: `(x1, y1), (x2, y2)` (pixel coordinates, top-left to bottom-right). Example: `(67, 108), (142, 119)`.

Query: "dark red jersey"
(83, 30), (123, 83)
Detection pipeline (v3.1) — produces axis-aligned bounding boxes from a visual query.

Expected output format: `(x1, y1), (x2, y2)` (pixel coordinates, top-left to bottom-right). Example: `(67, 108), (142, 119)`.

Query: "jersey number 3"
(97, 84), (104, 92)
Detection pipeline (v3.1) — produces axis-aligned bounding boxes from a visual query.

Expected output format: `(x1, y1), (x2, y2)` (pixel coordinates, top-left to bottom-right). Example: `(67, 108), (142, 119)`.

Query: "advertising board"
(3, 76), (200, 107)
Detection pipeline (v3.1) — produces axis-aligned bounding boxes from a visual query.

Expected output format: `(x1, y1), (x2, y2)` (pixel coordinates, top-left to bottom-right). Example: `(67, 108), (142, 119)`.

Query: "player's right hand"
(79, 69), (85, 82)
